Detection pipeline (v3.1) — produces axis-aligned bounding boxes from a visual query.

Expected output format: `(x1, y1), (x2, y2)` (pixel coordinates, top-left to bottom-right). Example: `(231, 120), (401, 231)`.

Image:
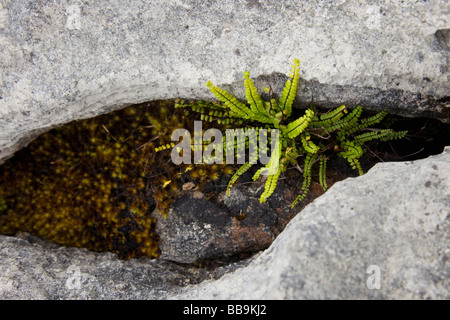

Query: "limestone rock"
(168, 147), (450, 299)
(0, 148), (448, 299)
(1, 0), (449, 164)
(0, 232), (239, 299)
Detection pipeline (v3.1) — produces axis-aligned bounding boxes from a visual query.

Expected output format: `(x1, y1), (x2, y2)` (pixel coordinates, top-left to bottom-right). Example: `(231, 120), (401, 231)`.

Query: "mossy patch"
(0, 97), (447, 262)
(0, 100), (232, 259)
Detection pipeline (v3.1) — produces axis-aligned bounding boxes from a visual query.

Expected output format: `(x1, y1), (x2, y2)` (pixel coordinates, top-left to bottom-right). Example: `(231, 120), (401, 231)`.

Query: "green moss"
(0, 100), (232, 259)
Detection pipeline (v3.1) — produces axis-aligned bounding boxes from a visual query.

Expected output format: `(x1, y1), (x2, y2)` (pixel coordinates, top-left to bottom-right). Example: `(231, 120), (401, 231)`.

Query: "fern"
(318, 155), (327, 191)
(339, 140), (365, 175)
(175, 98), (244, 125)
(282, 108), (315, 139)
(300, 132), (320, 154)
(158, 59), (408, 208)
(206, 81), (254, 120)
(354, 129), (407, 143)
(226, 163), (253, 196)
(319, 105), (347, 121)
(243, 71), (272, 124)
(259, 168), (282, 203)
(278, 58), (300, 118)
(338, 109), (389, 140)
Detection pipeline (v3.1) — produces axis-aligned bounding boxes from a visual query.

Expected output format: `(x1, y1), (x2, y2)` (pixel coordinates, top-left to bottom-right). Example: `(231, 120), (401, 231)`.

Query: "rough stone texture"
(169, 147), (450, 300)
(1, 0), (449, 164)
(1, 148), (448, 299)
(0, 232), (243, 299)
(155, 178), (297, 264)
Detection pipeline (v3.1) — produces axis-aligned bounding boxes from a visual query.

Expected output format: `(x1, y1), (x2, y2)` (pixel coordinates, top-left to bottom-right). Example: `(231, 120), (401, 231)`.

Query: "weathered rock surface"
(169, 147), (450, 300)
(1, 0), (449, 300)
(1, 0), (449, 164)
(1, 148), (448, 299)
(0, 232), (246, 299)
(155, 178), (297, 264)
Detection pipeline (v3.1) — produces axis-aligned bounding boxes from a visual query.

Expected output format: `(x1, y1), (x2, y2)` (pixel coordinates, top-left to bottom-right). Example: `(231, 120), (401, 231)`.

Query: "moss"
(0, 197), (6, 214)
(0, 100), (232, 259)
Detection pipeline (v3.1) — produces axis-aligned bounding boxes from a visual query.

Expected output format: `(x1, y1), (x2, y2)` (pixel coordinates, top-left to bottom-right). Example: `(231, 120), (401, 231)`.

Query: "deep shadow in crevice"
(364, 114), (450, 163)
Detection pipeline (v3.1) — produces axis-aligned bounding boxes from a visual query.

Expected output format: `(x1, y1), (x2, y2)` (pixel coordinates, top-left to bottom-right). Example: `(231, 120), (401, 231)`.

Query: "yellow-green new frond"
(300, 132), (320, 154)
(259, 169), (281, 203)
(206, 81), (254, 120)
(278, 58), (300, 118)
(283, 108), (315, 139)
(310, 105), (347, 128)
(226, 163), (253, 197)
(155, 142), (175, 152)
(243, 71), (272, 124)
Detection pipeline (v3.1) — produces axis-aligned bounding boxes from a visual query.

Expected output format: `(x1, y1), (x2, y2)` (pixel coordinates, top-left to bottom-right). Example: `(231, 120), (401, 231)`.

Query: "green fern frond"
(378, 130), (407, 141)
(282, 108), (315, 139)
(356, 109), (390, 129)
(259, 168), (281, 203)
(339, 140), (364, 175)
(310, 105), (347, 128)
(243, 71), (272, 124)
(181, 99), (247, 125)
(206, 81), (254, 120)
(313, 105), (363, 133)
(319, 155), (327, 191)
(319, 105), (347, 120)
(354, 130), (389, 143)
(333, 105), (363, 129)
(339, 140), (364, 158)
(300, 132), (320, 154)
(349, 158), (363, 175)
(226, 163), (253, 197)
(291, 152), (316, 208)
(278, 58), (300, 118)
(254, 128), (283, 203)
(339, 109), (390, 139)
